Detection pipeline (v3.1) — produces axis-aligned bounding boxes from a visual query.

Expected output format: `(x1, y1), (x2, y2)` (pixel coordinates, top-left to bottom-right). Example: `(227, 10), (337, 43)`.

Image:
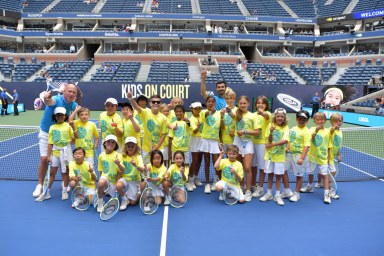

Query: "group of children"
(35, 90), (344, 211)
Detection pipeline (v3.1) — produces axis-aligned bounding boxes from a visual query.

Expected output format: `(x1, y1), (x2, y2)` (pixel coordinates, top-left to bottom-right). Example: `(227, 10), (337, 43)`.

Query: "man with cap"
(99, 97), (123, 150)
(32, 83), (78, 198)
(200, 69), (227, 111)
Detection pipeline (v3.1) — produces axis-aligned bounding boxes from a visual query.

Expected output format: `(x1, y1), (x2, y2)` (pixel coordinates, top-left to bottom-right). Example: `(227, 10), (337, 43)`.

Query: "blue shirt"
(312, 96), (320, 105)
(40, 95), (78, 133)
(13, 93), (18, 101)
(214, 95), (226, 111)
(1, 91), (7, 100)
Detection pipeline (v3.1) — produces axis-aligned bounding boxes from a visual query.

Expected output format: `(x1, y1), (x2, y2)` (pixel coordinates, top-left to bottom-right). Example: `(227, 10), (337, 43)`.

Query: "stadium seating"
(12, 63), (45, 82)
(90, 61), (141, 82)
(242, 0), (290, 17)
(34, 60), (93, 82)
(352, 0), (384, 13)
(147, 61), (189, 83)
(0, 0), (23, 12)
(0, 63), (14, 79)
(50, 0), (97, 13)
(283, 0), (315, 18)
(22, 0), (51, 13)
(219, 63), (244, 84)
(317, 0), (351, 17)
(153, 0), (192, 14)
(248, 63), (299, 85)
(291, 65), (321, 85)
(337, 65), (384, 86)
(199, 0), (242, 15)
(100, 0), (143, 13)
(352, 99), (377, 108)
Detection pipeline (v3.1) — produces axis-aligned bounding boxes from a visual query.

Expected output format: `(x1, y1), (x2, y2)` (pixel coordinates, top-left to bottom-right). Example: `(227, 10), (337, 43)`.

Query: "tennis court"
(1, 112), (384, 256)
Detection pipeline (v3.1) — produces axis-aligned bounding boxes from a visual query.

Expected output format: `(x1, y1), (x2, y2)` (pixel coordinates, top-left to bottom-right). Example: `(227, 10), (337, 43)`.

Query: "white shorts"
(51, 145), (73, 171)
(171, 151), (190, 165)
(99, 176), (116, 197)
(264, 161), (285, 175)
(252, 143), (265, 168)
(163, 147), (169, 161)
(233, 136), (254, 155)
(189, 136), (201, 153)
(83, 186), (96, 196)
(38, 130), (48, 157)
(284, 155), (308, 177)
(216, 180), (245, 201)
(199, 138), (220, 154)
(118, 178), (139, 201)
(328, 164), (336, 173)
(307, 162), (328, 175)
(147, 182), (164, 197)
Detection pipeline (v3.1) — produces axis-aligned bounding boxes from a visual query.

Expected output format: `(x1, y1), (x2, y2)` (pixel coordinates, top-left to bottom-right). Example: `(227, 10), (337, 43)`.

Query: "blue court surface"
(1, 180), (383, 256)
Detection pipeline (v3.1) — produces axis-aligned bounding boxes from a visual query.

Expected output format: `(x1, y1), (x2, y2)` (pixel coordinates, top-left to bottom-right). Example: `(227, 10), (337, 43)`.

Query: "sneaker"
(251, 186), (257, 193)
(32, 184), (42, 198)
(211, 177), (219, 191)
(315, 182), (324, 188)
(330, 192), (340, 200)
(194, 176), (203, 187)
(259, 193), (273, 202)
(35, 191), (51, 202)
(324, 194), (331, 204)
(244, 190), (252, 202)
(73, 197), (85, 208)
(164, 196), (170, 206)
(61, 190), (69, 200)
(280, 190), (294, 199)
(120, 197), (129, 211)
(274, 195), (284, 206)
(252, 187), (264, 198)
(190, 179), (197, 190)
(300, 184), (314, 193)
(289, 193), (300, 202)
(204, 184), (211, 194)
(219, 192), (225, 201)
(185, 182), (193, 192)
(97, 198), (104, 213)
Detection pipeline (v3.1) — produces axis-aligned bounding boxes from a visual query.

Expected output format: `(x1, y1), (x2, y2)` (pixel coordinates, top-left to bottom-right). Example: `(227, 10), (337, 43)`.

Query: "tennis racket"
(328, 159), (341, 197)
(71, 170), (90, 211)
(100, 191), (120, 221)
(169, 167), (188, 208)
(237, 118), (254, 157)
(224, 184), (241, 205)
(139, 177), (159, 215)
(35, 164), (51, 202)
(286, 152), (307, 174)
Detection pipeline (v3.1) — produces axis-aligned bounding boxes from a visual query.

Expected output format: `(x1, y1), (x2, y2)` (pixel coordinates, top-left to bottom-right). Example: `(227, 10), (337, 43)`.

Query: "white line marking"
(0, 144), (38, 159)
(343, 146), (384, 161)
(341, 162), (384, 182)
(0, 130), (38, 144)
(160, 206), (169, 256)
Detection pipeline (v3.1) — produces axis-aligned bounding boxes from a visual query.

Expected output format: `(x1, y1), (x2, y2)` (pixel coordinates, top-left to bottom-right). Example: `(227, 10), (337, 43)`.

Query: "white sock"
(37, 184), (42, 189)
(63, 187), (67, 191)
(284, 188), (291, 193)
(276, 191), (281, 196)
(324, 189), (330, 195)
(267, 189), (272, 195)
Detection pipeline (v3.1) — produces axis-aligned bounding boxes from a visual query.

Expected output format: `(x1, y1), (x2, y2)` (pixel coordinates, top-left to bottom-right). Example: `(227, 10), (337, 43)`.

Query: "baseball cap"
(125, 136), (138, 144)
(54, 107), (66, 115)
(104, 134), (118, 144)
(190, 102), (202, 108)
(104, 98), (118, 105)
(296, 111), (309, 119)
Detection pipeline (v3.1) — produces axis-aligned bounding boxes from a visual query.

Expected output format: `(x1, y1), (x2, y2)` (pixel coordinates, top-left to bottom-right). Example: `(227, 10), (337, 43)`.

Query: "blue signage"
(302, 107), (384, 127)
(6, 103), (25, 114)
(352, 8), (384, 20)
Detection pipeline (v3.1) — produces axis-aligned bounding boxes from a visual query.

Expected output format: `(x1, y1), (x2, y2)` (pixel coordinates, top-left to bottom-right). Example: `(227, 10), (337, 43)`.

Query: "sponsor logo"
(246, 16), (258, 21)
(104, 32), (119, 37)
(358, 117), (369, 122)
(159, 33), (179, 37)
(27, 14), (42, 18)
(45, 32), (63, 36)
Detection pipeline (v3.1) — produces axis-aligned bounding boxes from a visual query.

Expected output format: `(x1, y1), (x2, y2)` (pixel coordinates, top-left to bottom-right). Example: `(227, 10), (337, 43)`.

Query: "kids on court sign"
(121, 83), (190, 100)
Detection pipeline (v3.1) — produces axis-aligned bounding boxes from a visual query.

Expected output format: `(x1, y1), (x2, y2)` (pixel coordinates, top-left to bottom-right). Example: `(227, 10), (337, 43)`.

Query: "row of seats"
(50, 0), (97, 12)
(352, 99), (378, 108)
(91, 61), (140, 82)
(147, 61), (189, 83)
(247, 63), (299, 85)
(34, 60), (93, 82)
(219, 63), (244, 84)
(337, 65), (384, 85)
(100, 0), (143, 13)
(355, 59), (382, 66)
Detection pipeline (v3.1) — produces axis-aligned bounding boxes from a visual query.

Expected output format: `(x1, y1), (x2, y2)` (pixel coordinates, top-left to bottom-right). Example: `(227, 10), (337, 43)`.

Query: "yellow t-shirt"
(121, 154), (143, 182)
(48, 122), (74, 157)
(168, 120), (191, 152)
(200, 110), (221, 141)
(308, 127), (330, 165)
(122, 118), (140, 145)
(221, 107), (237, 145)
(134, 109), (144, 139)
(163, 117), (170, 147)
(99, 112), (123, 143)
(329, 129), (343, 162)
(264, 124), (289, 163)
(68, 161), (96, 189)
(218, 159), (243, 187)
(189, 112), (204, 138)
(160, 164), (189, 185)
(234, 111), (259, 142)
(73, 120), (99, 158)
(139, 108), (168, 152)
(169, 110), (187, 124)
(288, 126), (311, 154)
(98, 151), (122, 184)
(145, 163), (167, 186)
(253, 111), (272, 144)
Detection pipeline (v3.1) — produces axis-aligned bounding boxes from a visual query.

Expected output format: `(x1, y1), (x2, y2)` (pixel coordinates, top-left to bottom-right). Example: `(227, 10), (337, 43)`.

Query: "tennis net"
(0, 125), (383, 182)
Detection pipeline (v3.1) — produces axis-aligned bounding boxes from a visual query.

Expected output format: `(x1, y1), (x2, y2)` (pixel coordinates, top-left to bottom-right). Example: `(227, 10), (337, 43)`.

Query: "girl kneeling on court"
(162, 151), (189, 205)
(140, 150), (167, 205)
(117, 136), (145, 211)
(69, 147), (97, 208)
(259, 108), (289, 206)
(214, 145), (245, 203)
(36, 107), (74, 202)
(96, 135), (124, 213)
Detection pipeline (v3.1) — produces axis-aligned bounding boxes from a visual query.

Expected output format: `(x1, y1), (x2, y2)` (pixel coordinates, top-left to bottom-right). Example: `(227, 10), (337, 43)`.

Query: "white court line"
(160, 206), (169, 256)
(343, 146), (384, 161)
(0, 130), (38, 144)
(0, 144), (38, 159)
(341, 162), (384, 182)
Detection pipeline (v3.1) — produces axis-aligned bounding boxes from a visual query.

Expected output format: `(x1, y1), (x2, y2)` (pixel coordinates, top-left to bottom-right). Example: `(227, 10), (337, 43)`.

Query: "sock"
(37, 184), (42, 189)
(275, 191), (281, 196)
(63, 187), (67, 191)
(267, 189), (272, 195)
(284, 188), (291, 193)
(324, 189), (330, 195)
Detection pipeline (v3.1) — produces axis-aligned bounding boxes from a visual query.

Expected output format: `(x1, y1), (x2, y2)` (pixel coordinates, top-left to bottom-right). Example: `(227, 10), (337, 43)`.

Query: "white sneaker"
(244, 190), (252, 202)
(120, 197), (129, 211)
(324, 194), (331, 204)
(190, 179), (196, 190)
(252, 187), (264, 198)
(97, 198), (104, 213)
(211, 177), (219, 191)
(185, 182), (193, 192)
(330, 191), (340, 200)
(144, 206), (151, 212)
(280, 190), (294, 199)
(315, 182), (324, 188)
(194, 176), (203, 187)
(289, 193), (300, 202)
(35, 191), (51, 202)
(73, 197), (85, 208)
(259, 193), (273, 202)
(164, 196), (170, 206)
(274, 195), (284, 206)
(219, 192), (225, 201)
(32, 184), (42, 198)
(61, 190), (69, 200)
(300, 184), (314, 193)
(204, 184), (211, 194)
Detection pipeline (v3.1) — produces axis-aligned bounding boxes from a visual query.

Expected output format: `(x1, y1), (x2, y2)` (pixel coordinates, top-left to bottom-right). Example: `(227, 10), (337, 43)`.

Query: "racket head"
(42, 164), (51, 195)
(71, 185), (83, 203)
(170, 185), (187, 208)
(100, 197), (120, 221)
(333, 160), (340, 177)
(139, 186), (158, 215)
(328, 172), (338, 197)
(74, 193), (90, 211)
(92, 191), (98, 208)
(224, 185), (240, 205)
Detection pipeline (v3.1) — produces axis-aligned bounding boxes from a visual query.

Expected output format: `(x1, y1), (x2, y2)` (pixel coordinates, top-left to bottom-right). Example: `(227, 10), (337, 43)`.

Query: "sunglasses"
(151, 100), (161, 104)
